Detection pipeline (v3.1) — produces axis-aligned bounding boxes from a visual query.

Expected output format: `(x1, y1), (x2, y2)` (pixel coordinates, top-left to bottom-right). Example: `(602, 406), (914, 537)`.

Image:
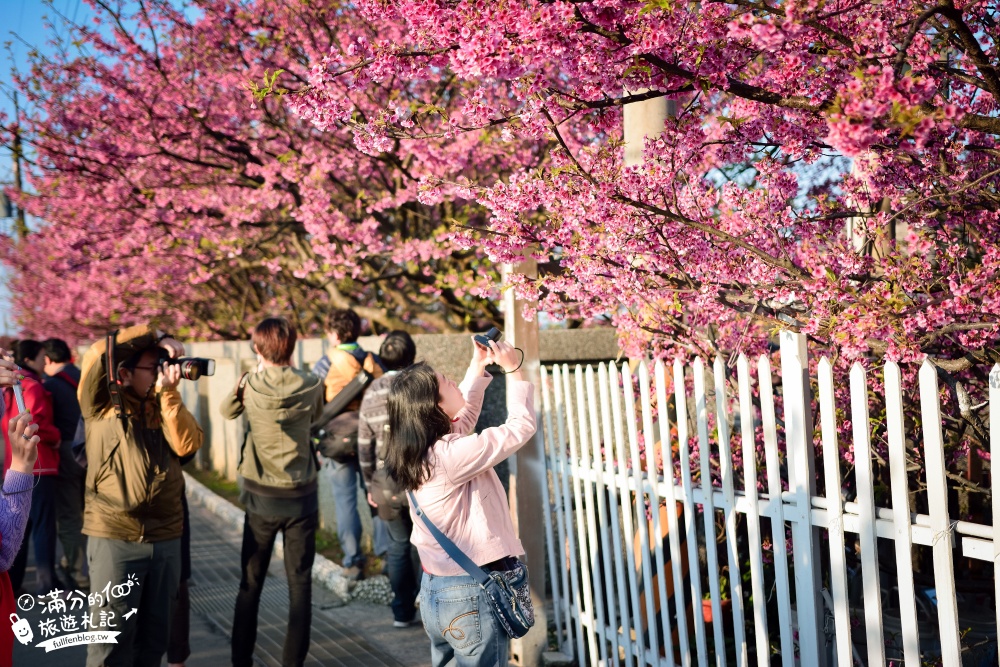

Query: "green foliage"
(246, 68), (287, 102)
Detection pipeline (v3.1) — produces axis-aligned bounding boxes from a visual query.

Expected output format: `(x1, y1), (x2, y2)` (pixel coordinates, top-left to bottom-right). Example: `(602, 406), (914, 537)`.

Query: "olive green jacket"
(78, 324), (204, 543)
(219, 366), (323, 490)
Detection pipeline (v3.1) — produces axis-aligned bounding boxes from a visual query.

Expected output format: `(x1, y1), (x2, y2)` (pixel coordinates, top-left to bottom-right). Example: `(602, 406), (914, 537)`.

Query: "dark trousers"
(9, 475), (59, 593)
(232, 510), (317, 667)
(168, 496), (191, 664)
(86, 536), (181, 667)
(385, 511), (421, 623)
(55, 439), (87, 586)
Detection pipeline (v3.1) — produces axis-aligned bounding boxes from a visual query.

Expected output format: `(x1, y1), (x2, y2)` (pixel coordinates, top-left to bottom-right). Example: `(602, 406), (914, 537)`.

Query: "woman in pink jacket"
(384, 339), (535, 667)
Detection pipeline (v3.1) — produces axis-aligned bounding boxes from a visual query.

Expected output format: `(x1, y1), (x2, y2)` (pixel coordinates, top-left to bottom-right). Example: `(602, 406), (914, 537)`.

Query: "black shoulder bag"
(310, 368), (374, 462)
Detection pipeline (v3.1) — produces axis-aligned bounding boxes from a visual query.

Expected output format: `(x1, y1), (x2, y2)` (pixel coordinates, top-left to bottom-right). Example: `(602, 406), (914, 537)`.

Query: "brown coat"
(78, 324), (203, 543)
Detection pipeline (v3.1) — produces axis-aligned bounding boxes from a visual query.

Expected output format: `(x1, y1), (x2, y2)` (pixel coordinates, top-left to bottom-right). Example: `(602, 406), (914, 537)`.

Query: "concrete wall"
(168, 328), (619, 553)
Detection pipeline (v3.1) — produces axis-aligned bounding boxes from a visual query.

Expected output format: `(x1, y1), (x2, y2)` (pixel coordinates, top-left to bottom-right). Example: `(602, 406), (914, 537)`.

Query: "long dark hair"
(384, 362), (452, 492)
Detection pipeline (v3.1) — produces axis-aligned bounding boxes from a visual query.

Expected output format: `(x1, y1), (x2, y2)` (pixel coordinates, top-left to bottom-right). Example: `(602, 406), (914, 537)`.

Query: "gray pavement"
(13, 500), (432, 667)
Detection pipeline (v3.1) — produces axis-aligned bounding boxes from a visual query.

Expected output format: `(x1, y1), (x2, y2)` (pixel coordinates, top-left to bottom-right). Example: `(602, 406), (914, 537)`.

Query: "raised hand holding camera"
(487, 340), (521, 374)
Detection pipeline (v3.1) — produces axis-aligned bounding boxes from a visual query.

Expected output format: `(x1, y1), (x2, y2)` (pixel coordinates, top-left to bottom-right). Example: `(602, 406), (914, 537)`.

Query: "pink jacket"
(409, 370), (537, 576)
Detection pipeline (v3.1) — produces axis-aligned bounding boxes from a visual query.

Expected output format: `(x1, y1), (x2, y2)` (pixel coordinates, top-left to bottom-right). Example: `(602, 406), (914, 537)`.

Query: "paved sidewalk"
(12, 498), (431, 667)
(187, 499), (431, 667)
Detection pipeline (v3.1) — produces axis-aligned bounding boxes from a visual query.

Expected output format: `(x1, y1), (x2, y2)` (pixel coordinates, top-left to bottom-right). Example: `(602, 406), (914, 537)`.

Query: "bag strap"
(311, 369), (373, 433)
(55, 371), (79, 390)
(235, 372), (250, 405)
(407, 491), (491, 587)
(105, 331), (128, 434)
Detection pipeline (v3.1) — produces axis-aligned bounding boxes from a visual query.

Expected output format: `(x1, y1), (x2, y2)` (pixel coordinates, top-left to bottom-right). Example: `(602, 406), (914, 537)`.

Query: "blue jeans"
(386, 511), (420, 622)
(329, 458), (389, 566)
(419, 571), (509, 667)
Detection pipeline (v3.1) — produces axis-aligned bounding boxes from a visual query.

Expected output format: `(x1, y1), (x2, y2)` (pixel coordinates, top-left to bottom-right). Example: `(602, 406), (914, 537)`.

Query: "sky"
(0, 0), (99, 335)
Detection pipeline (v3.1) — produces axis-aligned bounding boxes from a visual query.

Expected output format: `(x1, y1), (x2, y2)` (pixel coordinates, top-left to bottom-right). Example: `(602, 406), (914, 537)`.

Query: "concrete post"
(503, 259), (547, 667)
(623, 93), (673, 167)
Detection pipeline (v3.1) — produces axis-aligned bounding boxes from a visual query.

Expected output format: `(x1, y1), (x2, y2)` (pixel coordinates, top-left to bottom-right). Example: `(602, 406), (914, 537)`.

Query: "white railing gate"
(539, 333), (999, 666)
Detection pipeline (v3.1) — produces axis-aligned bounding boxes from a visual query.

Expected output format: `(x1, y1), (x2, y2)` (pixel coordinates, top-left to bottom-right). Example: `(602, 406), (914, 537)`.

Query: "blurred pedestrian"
(221, 317), (323, 667)
(41, 337), (87, 590)
(384, 338), (536, 667)
(3, 340), (62, 595)
(358, 331), (421, 627)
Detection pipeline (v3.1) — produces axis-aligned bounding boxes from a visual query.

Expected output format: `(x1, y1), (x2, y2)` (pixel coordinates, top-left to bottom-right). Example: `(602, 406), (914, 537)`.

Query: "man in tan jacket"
(78, 325), (203, 667)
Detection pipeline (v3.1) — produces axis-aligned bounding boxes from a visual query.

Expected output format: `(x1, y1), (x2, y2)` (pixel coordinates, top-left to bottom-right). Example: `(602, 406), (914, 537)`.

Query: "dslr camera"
(157, 350), (216, 381)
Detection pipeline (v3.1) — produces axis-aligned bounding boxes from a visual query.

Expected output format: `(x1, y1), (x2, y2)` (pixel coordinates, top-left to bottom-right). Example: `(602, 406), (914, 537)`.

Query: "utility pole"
(11, 92), (28, 239)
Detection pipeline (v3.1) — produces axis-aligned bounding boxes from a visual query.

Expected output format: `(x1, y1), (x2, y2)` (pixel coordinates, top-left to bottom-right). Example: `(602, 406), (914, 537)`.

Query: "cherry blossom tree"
(291, 0), (999, 474)
(1, 0), (539, 340)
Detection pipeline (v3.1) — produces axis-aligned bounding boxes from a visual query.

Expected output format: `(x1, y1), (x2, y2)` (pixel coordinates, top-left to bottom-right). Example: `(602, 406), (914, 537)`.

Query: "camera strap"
(235, 372), (250, 406)
(106, 330), (129, 434)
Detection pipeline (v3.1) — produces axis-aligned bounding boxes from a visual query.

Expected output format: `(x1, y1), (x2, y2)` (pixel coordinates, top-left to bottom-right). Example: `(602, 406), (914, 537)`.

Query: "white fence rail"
(539, 332), (999, 667)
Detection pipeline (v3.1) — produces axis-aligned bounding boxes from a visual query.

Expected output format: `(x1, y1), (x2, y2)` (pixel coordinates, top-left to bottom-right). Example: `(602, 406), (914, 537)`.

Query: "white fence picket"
(623, 363), (663, 666)
(778, 333), (822, 667)
(599, 363), (634, 665)
(851, 362), (886, 667)
(757, 356), (795, 667)
(573, 366), (608, 664)
(562, 365), (599, 664)
(674, 359), (710, 667)
(693, 359), (727, 667)
(583, 366), (614, 663)
(714, 356), (747, 667)
(538, 367), (567, 652)
(654, 360), (692, 667)
(611, 362), (647, 667)
(735, 355), (770, 667)
(540, 366), (573, 656)
(552, 364), (585, 663)
(817, 357), (852, 667)
(638, 362), (675, 666)
(918, 360), (962, 665)
(884, 361), (920, 666)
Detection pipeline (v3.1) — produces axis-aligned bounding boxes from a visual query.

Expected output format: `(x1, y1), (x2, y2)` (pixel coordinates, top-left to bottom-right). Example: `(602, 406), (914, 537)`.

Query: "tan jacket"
(323, 348), (383, 409)
(78, 324), (203, 542)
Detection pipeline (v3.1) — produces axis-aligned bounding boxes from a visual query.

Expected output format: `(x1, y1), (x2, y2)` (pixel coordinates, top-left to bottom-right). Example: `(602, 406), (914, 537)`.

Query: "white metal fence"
(539, 332), (999, 667)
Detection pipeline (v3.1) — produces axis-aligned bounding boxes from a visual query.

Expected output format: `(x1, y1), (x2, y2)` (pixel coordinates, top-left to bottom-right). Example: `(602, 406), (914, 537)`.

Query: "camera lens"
(180, 360), (201, 381)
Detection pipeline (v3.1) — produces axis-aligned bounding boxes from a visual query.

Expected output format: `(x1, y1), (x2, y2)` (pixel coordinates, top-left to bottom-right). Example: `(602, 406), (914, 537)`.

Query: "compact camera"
(158, 351), (216, 381)
(473, 327), (502, 350)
